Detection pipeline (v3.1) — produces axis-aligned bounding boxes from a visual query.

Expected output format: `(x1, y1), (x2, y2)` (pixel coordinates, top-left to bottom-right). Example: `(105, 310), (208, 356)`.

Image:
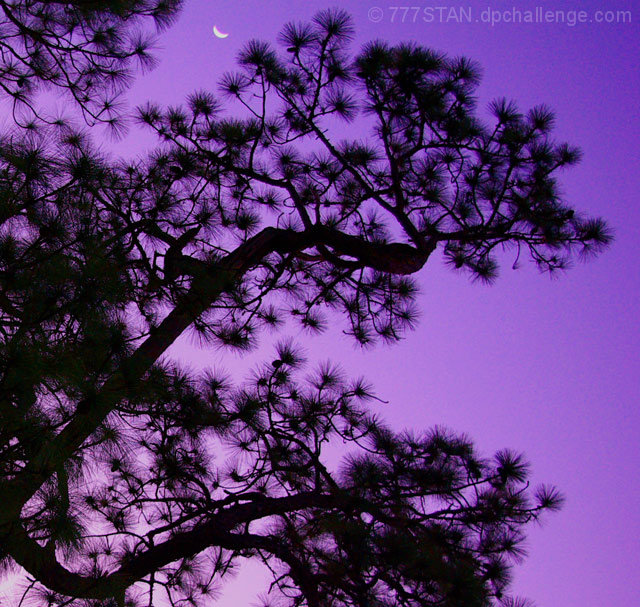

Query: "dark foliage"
(0, 8), (608, 607)
(0, 0), (183, 128)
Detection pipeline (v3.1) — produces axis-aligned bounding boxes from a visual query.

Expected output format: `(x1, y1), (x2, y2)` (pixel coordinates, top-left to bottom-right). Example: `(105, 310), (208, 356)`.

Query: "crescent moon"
(213, 25), (229, 39)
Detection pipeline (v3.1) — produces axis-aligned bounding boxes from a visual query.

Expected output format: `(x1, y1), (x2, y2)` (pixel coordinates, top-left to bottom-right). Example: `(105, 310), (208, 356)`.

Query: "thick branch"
(7, 491), (337, 602)
(0, 228), (283, 522)
(0, 226), (433, 522)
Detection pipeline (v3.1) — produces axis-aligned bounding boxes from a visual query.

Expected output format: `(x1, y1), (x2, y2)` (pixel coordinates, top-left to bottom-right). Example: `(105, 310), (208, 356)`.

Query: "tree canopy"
(0, 0), (182, 127)
(0, 8), (609, 607)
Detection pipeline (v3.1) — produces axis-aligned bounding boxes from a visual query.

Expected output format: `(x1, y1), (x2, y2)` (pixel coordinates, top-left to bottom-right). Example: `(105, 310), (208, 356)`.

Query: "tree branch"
(0, 224), (433, 527)
(6, 491), (337, 602)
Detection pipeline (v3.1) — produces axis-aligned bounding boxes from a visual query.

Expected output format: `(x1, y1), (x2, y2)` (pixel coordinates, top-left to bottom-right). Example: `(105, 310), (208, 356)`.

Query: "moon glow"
(213, 25), (229, 39)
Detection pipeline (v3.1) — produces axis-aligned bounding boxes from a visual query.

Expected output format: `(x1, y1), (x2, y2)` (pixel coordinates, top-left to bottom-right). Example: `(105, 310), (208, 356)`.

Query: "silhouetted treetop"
(130, 9), (609, 345)
(0, 8), (608, 607)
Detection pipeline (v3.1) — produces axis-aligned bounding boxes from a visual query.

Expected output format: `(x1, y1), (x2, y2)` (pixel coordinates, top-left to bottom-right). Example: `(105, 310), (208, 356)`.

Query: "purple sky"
(6, 2), (639, 606)
(125, 2), (639, 606)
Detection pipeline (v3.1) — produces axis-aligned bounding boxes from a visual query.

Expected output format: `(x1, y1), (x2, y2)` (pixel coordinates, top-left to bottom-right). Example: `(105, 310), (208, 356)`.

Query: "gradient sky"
(7, 1), (640, 606)
(120, 2), (640, 606)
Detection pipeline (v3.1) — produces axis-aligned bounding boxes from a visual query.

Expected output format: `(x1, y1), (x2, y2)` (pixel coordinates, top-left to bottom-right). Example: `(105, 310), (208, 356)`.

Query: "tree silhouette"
(0, 0), (183, 128)
(0, 8), (609, 607)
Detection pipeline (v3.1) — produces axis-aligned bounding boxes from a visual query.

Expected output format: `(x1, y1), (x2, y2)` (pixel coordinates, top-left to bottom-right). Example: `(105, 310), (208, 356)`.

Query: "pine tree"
(0, 8), (610, 607)
(0, 0), (182, 128)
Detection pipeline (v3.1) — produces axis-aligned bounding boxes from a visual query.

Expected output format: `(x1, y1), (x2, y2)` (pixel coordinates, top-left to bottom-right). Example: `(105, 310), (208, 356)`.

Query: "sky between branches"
(2, 1), (638, 606)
